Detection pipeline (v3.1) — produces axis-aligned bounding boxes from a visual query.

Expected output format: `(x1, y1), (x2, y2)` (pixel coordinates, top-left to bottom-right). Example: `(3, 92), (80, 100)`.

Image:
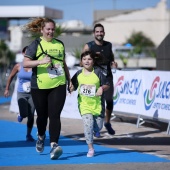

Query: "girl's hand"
(96, 87), (103, 96)
(68, 81), (74, 93)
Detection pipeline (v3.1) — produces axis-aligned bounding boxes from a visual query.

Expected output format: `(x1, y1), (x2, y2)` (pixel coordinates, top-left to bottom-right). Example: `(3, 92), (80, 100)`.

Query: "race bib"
(47, 64), (64, 78)
(22, 82), (31, 93)
(80, 84), (96, 97)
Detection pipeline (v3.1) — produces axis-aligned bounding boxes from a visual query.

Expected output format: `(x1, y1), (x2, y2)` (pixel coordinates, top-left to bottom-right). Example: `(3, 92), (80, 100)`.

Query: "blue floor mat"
(0, 97), (11, 104)
(0, 120), (169, 166)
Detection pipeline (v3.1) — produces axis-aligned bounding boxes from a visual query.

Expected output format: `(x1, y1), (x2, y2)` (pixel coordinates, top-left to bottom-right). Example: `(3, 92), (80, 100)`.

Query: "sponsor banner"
(9, 69), (170, 120)
(9, 78), (19, 113)
(113, 70), (142, 114)
(62, 69), (81, 119)
(142, 70), (170, 120)
(113, 70), (170, 120)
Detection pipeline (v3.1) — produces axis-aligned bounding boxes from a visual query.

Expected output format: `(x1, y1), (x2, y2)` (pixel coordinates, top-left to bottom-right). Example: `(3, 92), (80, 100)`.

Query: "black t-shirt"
(87, 40), (113, 78)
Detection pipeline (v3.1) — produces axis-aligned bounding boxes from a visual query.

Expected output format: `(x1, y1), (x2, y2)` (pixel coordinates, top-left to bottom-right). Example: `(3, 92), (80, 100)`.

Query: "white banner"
(9, 78), (19, 114)
(112, 69), (170, 121)
(141, 70), (170, 120)
(9, 69), (170, 121)
(61, 69), (81, 119)
(113, 70), (142, 114)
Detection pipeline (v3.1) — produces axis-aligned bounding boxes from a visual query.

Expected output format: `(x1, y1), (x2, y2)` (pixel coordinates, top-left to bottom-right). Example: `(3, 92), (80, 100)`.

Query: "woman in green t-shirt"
(23, 17), (72, 160)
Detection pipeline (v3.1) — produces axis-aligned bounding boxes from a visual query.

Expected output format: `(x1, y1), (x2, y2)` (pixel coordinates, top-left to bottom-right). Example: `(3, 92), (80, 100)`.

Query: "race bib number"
(80, 84), (96, 97)
(47, 64), (64, 78)
(22, 82), (31, 93)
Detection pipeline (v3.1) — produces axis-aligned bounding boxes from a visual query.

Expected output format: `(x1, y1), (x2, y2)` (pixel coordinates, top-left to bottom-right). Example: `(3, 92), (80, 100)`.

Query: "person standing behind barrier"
(4, 46), (35, 142)
(83, 23), (117, 136)
(23, 17), (72, 160)
(70, 51), (110, 157)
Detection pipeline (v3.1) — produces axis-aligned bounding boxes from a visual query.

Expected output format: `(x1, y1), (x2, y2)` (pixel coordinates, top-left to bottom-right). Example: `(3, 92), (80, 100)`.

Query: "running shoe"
(36, 135), (45, 153)
(17, 114), (23, 122)
(94, 131), (101, 138)
(50, 144), (63, 160)
(26, 134), (35, 142)
(104, 122), (115, 135)
(87, 148), (95, 157)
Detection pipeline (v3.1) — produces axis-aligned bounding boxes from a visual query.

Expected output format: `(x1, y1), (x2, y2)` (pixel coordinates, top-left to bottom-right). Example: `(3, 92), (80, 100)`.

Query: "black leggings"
(31, 84), (66, 143)
(17, 92), (35, 129)
(104, 77), (114, 111)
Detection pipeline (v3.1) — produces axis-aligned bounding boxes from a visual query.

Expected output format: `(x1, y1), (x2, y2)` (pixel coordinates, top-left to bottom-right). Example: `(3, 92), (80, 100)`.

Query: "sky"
(0, 0), (162, 26)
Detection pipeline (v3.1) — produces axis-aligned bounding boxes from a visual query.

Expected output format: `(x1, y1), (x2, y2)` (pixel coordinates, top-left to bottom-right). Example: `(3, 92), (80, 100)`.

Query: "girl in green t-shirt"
(70, 51), (110, 157)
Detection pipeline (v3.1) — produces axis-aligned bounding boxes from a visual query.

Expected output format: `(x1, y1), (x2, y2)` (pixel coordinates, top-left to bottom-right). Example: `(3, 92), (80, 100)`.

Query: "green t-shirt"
(25, 37), (66, 89)
(71, 68), (110, 117)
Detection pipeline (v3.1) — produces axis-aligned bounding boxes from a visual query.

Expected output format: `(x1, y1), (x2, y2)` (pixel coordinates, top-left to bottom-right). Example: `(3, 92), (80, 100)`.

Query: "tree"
(123, 31), (156, 57)
(72, 47), (82, 60)
(125, 31), (155, 47)
(0, 40), (15, 89)
(55, 25), (65, 37)
(0, 40), (15, 67)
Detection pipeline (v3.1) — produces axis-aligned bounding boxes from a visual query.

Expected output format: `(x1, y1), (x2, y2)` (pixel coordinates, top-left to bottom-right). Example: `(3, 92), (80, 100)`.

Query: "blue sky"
(0, 0), (162, 26)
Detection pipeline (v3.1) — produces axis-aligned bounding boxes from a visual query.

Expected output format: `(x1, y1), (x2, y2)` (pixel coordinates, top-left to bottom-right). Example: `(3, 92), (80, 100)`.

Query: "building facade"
(94, 0), (169, 46)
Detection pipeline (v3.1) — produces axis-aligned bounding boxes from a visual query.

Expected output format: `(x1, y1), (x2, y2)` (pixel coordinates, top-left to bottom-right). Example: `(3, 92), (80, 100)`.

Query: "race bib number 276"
(79, 84), (96, 97)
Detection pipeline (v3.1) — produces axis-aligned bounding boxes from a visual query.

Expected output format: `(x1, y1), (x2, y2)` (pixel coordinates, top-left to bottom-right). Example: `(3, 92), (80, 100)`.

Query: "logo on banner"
(144, 76), (170, 111)
(113, 76), (124, 104)
(144, 77), (160, 110)
(113, 75), (141, 105)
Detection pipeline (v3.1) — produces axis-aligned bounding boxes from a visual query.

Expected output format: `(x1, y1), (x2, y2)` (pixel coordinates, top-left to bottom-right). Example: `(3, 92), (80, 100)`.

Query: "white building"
(8, 26), (23, 52)
(7, 1), (169, 52)
(94, 0), (169, 46)
(0, 5), (63, 52)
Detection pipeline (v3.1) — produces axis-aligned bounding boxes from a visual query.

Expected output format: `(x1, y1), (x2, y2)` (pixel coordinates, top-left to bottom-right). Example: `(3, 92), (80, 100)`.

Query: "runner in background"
(83, 23), (118, 135)
(4, 46), (35, 142)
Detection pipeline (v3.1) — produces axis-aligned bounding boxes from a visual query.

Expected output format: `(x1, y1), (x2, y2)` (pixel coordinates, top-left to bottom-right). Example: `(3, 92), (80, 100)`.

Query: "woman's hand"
(39, 56), (51, 65)
(4, 89), (10, 97)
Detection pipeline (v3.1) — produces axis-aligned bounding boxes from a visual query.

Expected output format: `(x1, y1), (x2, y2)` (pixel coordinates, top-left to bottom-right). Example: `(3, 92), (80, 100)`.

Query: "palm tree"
(125, 31), (155, 47)
(118, 31), (156, 68)
(124, 31), (156, 57)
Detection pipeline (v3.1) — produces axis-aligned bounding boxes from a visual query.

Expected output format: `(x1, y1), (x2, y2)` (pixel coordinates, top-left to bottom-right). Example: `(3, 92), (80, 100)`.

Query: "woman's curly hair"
(23, 17), (55, 34)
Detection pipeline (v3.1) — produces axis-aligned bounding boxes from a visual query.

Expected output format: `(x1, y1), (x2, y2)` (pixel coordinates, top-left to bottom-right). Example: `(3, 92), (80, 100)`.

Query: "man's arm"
(111, 54), (118, 68)
(111, 45), (118, 68)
